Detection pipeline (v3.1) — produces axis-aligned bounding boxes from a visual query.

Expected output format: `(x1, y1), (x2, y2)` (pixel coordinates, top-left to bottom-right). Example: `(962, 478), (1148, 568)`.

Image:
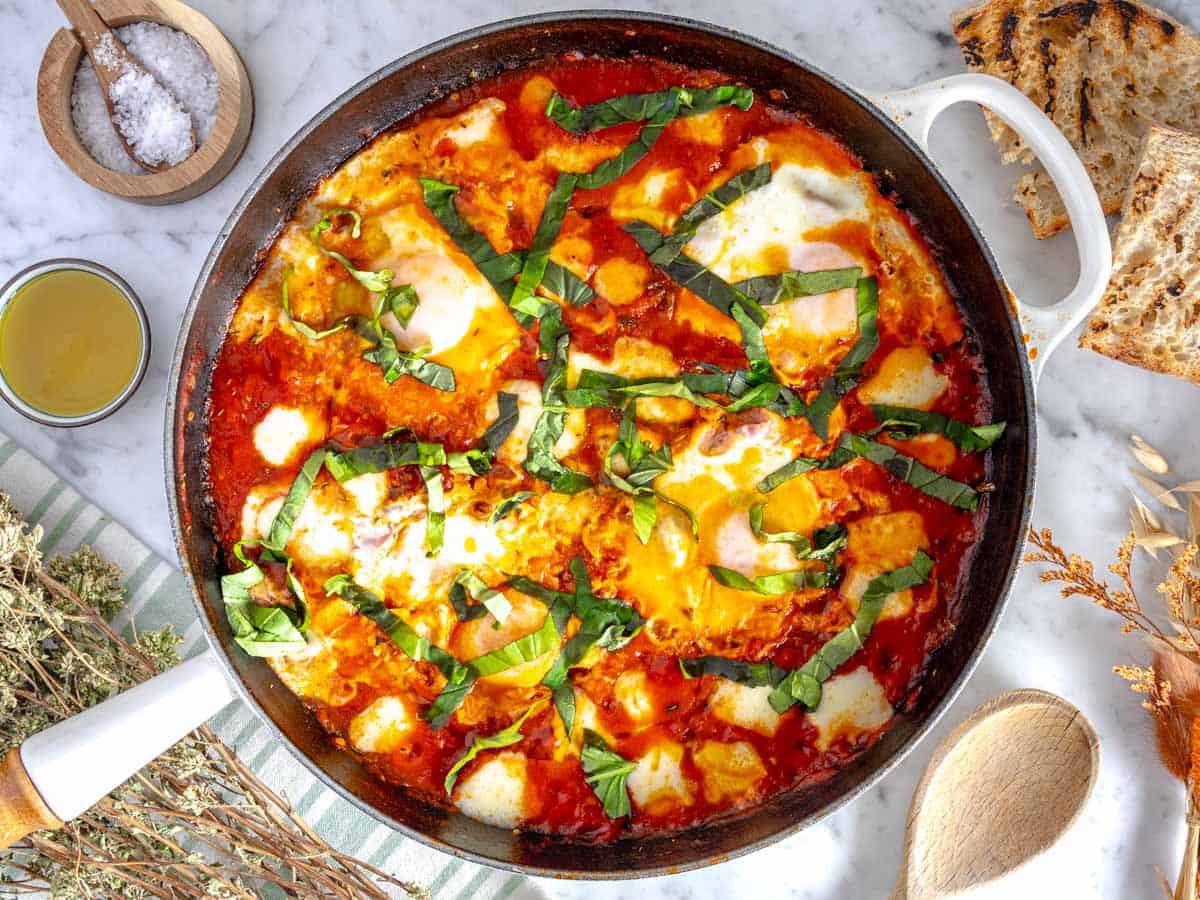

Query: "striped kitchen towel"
(0, 433), (545, 900)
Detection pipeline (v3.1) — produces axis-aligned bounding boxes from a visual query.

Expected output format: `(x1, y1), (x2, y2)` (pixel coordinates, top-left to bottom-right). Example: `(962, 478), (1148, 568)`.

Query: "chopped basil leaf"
(868, 405), (1006, 453)
(735, 267), (863, 306)
(842, 433), (980, 511)
(444, 701), (545, 794)
(420, 465), (445, 555)
(324, 574), (458, 678)
(679, 655), (787, 687)
(572, 91), (680, 190)
(280, 267), (349, 340)
(425, 665), (477, 730)
(324, 441), (445, 481)
(489, 492), (535, 524)
(580, 730), (636, 819)
(360, 336), (456, 391)
(523, 310), (593, 493)
(806, 277), (879, 440)
(545, 84), (753, 133)
(482, 391), (520, 455)
(602, 403), (695, 544)
(757, 446), (856, 493)
(382, 283), (420, 328)
(510, 172), (577, 318)
(310, 208), (395, 294)
(469, 613), (561, 676)
(674, 163), (771, 238)
(540, 261), (594, 307)
(708, 564), (834, 595)
(450, 570), (513, 624)
(748, 508), (848, 565)
(562, 371), (720, 410)
(768, 550), (934, 713)
(264, 449), (326, 553)
(729, 301), (773, 386)
(221, 544), (307, 658)
(624, 219), (766, 325)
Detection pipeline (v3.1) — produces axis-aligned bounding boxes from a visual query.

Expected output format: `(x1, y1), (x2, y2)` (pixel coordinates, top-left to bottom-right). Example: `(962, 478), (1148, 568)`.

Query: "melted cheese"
(253, 406), (323, 466)
(693, 740), (767, 805)
(611, 168), (695, 231)
(627, 741), (695, 814)
(841, 512), (929, 622)
(709, 680), (782, 737)
(858, 347), (948, 410)
(808, 667), (893, 752)
(454, 751), (530, 829)
(349, 696), (413, 754)
(614, 670), (655, 725)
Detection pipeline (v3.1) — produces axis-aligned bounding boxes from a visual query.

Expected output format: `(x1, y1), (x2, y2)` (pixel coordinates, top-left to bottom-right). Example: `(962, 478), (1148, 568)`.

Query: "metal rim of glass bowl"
(0, 258), (151, 428)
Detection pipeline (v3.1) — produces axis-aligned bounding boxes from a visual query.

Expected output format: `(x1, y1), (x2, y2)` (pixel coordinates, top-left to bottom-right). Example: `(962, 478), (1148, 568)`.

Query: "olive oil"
(0, 269), (142, 418)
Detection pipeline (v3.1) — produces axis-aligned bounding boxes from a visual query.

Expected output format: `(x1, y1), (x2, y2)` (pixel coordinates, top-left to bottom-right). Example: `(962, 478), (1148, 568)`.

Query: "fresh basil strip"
(545, 84), (753, 133)
(382, 283), (420, 327)
(449, 574), (508, 627)
(361, 337), (456, 391)
(539, 558), (644, 735)
(729, 301), (773, 387)
(510, 172), (577, 318)
(625, 219), (767, 325)
(265, 449), (326, 553)
(221, 546), (307, 658)
(580, 730), (636, 819)
(748, 508), (848, 564)
(324, 441), (445, 482)
(674, 163), (772, 238)
(523, 310), (593, 493)
(570, 91), (680, 191)
(310, 208), (395, 294)
(756, 446), (856, 493)
(324, 575), (458, 678)
(489, 492), (535, 524)
(679, 655), (787, 687)
(467, 614), (560, 677)
(280, 267), (349, 340)
(425, 665), (477, 730)
(842, 433), (980, 511)
(562, 371), (720, 410)
(444, 701), (545, 794)
(806, 277), (880, 440)
(482, 391), (520, 455)
(601, 403), (695, 544)
(419, 177), (593, 321)
(708, 564), (833, 595)
(869, 405), (1006, 453)
(768, 550), (934, 713)
(420, 465), (446, 555)
(735, 267), (863, 306)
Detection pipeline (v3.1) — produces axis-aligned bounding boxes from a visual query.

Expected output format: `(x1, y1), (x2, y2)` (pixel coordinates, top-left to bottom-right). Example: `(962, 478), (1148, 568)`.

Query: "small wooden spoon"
(54, 0), (195, 172)
(893, 689), (1100, 899)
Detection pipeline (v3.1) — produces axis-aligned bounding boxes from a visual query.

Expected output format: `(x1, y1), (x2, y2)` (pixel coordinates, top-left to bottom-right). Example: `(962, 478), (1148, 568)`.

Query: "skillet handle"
(869, 73), (1112, 383)
(1, 649), (235, 849)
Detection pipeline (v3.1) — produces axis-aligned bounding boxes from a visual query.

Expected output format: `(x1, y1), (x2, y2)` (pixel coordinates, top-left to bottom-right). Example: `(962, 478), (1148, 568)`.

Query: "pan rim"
(165, 8), (1037, 880)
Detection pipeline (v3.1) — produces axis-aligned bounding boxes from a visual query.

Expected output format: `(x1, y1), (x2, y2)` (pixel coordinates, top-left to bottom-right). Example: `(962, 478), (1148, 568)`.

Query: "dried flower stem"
(0, 493), (427, 899)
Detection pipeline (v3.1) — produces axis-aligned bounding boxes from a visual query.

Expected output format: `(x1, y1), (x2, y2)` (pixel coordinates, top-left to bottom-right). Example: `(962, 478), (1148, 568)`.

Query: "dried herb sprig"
(0, 492), (424, 899)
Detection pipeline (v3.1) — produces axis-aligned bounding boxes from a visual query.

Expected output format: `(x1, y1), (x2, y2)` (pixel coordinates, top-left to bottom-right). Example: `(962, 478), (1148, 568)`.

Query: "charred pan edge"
(165, 9), (1036, 879)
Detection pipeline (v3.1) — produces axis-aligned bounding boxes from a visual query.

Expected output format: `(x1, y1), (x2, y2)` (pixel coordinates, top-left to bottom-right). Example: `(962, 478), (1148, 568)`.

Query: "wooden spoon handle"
(54, 0), (110, 48)
(0, 747), (62, 851)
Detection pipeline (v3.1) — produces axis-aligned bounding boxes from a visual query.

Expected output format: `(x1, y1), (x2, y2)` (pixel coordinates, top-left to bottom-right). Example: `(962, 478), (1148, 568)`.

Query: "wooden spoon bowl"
(36, 0), (252, 204)
(893, 689), (1101, 899)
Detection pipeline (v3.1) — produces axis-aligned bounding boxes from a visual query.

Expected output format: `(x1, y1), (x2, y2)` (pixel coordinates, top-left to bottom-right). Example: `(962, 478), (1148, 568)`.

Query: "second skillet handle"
(0, 648), (235, 850)
(869, 73), (1112, 383)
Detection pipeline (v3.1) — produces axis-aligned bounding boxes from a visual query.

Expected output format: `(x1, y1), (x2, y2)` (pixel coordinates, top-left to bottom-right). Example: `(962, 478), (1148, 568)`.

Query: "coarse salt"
(70, 22), (219, 175)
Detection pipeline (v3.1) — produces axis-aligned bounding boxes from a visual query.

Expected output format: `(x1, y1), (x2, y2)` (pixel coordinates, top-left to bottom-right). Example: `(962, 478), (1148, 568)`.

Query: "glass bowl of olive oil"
(0, 260), (150, 427)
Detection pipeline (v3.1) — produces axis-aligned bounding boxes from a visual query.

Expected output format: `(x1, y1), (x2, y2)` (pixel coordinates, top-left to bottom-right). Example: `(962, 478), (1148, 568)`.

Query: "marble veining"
(0, 0), (1196, 896)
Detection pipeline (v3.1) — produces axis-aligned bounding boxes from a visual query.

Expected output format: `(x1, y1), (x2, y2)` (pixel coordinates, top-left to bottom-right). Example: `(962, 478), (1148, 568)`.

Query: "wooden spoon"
(893, 689), (1100, 899)
(54, 0), (195, 172)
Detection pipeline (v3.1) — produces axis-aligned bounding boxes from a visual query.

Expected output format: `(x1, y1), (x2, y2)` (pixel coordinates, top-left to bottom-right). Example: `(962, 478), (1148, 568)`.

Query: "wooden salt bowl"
(36, 0), (253, 204)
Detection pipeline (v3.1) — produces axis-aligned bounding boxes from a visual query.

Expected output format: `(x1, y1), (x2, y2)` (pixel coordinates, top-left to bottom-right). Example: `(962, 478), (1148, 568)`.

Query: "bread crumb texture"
(952, 0), (1200, 238)
(1080, 124), (1200, 381)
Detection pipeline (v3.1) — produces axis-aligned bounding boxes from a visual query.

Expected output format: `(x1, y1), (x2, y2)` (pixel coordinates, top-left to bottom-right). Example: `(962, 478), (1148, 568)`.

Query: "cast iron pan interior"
(168, 11), (1034, 878)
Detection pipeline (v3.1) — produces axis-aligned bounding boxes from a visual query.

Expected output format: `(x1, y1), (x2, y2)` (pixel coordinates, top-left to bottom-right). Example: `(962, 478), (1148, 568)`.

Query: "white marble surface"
(1, 0), (1196, 896)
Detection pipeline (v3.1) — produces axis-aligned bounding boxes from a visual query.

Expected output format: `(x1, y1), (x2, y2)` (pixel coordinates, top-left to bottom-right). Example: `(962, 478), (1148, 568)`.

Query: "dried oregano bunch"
(0, 491), (425, 899)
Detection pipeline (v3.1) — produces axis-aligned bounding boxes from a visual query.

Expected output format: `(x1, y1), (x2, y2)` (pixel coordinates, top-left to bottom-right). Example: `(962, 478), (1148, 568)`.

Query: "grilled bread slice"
(1080, 124), (1200, 380)
(952, 0), (1200, 238)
